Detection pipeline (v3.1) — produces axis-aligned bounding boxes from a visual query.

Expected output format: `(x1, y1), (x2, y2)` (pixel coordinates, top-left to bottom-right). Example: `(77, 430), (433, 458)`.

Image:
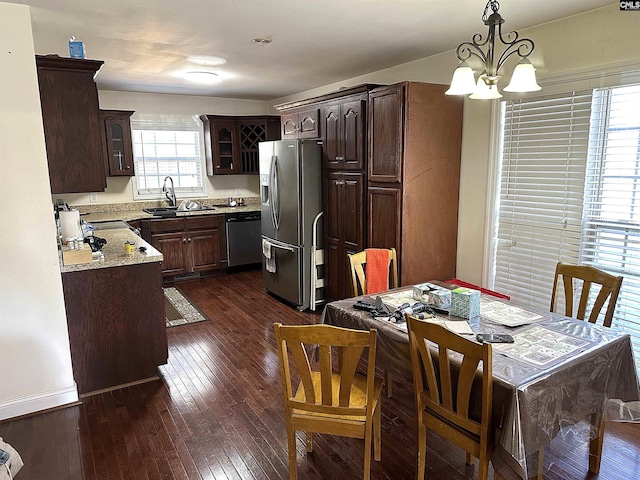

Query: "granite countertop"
(75, 198), (261, 224)
(59, 228), (163, 273)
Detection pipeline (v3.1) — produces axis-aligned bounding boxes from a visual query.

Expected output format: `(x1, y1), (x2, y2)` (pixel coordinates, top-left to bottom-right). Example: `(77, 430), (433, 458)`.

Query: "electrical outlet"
(235, 188), (240, 196)
(89, 193), (98, 203)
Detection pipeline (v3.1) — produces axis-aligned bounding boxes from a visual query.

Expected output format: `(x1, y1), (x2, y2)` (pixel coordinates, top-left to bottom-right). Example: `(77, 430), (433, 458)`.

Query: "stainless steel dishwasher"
(226, 212), (262, 267)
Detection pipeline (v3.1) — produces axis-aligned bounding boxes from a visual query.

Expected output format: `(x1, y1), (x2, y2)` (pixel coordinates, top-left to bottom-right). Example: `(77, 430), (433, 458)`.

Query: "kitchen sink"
(143, 207), (178, 217)
(143, 205), (216, 217)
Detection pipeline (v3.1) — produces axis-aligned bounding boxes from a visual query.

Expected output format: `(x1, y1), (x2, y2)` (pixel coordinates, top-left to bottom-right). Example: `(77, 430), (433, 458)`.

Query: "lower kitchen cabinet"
(143, 215), (227, 279)
(62, 262), (167, 395)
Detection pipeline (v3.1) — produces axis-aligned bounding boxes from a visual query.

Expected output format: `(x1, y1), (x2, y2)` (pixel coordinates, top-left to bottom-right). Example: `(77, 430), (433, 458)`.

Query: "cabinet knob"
(125, 165), (131, 170)
(188, 238), (192, 242)
(183, 238), (187, 243)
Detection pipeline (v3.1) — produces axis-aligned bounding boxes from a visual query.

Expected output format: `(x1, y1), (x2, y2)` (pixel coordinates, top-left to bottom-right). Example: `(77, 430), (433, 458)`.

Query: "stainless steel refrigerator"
(260, 139), (322, 310)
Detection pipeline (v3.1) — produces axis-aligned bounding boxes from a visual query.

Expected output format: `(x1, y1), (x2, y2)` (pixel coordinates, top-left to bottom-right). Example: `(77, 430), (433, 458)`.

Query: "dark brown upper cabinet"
(368, 84), (405, 184)
(36, 55), (105, 194)
(201, 115), (280, 175)
(100, 110), (135, 176)
(281, 108), (319, 139)
(321, 95), (366, 171)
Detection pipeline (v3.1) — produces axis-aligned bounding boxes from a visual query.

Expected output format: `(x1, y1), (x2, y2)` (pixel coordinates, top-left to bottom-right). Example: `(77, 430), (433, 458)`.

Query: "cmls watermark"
(620, 1), (640, 10)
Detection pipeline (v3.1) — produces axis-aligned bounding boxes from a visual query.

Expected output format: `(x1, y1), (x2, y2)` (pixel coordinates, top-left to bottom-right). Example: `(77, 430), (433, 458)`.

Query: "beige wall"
(0, 3), (77, 420)
(55, 90), (272, 206)
(270, 4), (640, 286)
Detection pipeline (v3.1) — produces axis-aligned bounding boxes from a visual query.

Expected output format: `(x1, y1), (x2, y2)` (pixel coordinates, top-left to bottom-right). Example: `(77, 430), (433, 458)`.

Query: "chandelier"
(445, 0), (541, 99)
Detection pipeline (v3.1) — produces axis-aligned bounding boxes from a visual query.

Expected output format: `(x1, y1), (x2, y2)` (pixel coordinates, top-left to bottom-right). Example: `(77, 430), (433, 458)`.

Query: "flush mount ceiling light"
(182, 71), (221, 84)
(187, 55), (227, 67)
(446, 0), (541, 99)
(252, 37), (272, 47)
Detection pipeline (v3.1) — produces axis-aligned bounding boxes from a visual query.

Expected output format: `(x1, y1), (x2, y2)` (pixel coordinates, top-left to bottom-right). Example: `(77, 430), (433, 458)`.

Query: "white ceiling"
(17, 0), (616, 101)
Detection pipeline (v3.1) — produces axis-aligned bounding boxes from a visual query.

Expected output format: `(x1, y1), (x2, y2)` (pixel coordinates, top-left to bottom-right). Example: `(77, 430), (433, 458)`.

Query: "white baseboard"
(0, 384), (78, 421)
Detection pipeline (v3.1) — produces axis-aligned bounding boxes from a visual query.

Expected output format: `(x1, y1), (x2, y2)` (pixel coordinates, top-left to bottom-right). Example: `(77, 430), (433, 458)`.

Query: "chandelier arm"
(495, 38), (535, 73)
(494, 23), (534, 73)
(455, 35), (489, 66)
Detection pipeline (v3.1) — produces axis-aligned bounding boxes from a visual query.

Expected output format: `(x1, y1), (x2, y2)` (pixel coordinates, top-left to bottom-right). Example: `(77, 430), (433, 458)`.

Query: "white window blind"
(494, 91), (593, 308)
(581, 84), (640, 368)
(131, 115), (204, 198)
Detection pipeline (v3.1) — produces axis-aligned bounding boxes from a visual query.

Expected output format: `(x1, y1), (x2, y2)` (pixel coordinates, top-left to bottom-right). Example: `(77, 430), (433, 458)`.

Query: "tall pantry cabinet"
(368, 82), (463, 285)
(276, 82), (463, 301)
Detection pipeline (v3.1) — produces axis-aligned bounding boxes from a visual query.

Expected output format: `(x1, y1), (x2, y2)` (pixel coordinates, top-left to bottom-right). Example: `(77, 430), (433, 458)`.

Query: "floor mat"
(164, 287), (209, 327)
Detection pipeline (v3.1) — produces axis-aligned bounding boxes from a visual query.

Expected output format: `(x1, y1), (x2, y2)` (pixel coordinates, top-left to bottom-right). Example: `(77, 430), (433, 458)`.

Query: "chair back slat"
(289, 341), (317, 404)
(339, 345), (366, 407)
(438, 347), (454, 411)
(318, 344), (333, 405)
(456, 355), (483, 420)
(551, 262), (623, 327)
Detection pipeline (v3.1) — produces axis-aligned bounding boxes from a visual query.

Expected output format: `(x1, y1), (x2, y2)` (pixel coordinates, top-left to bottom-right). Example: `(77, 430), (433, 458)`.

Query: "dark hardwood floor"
(1, 269), (639, 479)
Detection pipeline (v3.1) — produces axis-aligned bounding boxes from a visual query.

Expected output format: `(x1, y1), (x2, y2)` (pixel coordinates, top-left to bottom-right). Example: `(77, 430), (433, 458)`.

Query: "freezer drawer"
(262, 237), (302, 307)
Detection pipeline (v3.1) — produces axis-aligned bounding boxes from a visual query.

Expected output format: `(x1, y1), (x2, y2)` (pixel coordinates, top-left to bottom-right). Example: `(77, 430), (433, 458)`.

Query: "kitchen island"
(60, 227), (168, 395)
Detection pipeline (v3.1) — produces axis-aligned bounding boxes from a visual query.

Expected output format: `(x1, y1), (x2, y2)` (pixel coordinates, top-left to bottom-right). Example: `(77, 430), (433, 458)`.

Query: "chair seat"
(293, 372), (383, 421)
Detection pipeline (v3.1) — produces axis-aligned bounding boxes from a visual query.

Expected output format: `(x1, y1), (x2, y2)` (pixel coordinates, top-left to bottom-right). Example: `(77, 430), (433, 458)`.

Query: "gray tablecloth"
(321, 289), (640, 479)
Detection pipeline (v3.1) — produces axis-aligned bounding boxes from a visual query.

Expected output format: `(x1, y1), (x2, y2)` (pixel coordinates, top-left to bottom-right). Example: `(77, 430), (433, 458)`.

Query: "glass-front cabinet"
(200, 115), (281, 175)
(100, 109), (135, 176)
(213, 122), (239, 174)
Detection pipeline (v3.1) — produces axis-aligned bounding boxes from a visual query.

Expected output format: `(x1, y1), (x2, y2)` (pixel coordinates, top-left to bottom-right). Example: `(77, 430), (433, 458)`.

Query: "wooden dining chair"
(550, 262), (623, 474)
(348, 247), (398, 397)
(348, 248), (398, 297)
(550, 262), (623, 327)
(273, 323), (382, 480)
(407, 316), (494, 480)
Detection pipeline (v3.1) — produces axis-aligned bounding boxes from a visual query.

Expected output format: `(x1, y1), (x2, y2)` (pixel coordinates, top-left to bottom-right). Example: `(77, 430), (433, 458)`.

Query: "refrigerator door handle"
(268, 155), (277, 230)
(272, 155), (280, 230)
(271, 242), (294, 252)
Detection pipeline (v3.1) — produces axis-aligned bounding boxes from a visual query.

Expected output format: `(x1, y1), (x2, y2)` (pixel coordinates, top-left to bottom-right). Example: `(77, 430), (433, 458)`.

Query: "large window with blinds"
(580, 85), (640, 363)
(132, 116), (204, 199)
(493, 84), (640, 370)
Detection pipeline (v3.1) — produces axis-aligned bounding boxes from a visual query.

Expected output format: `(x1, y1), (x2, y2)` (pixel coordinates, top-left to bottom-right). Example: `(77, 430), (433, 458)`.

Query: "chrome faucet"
(162, 176), (177, 207)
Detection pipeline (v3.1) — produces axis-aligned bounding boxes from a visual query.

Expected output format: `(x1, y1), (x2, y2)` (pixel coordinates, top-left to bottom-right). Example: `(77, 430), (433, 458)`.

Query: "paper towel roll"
(60, 210), (82, 240)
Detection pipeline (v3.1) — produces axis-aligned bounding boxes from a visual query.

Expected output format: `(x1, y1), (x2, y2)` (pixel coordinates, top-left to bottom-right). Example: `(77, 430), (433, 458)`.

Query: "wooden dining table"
(321, 284), (640, 479)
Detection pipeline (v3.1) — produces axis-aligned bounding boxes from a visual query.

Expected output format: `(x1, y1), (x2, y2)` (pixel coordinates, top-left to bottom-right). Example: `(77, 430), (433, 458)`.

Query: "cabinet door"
(213, 122), (240, 174)
(298, 108), (319, 138)
(341, 98), (366, 170)
(369, 84), (404, 183)
(341, 172), (365, 251)
(101, 110), (135, 176)
(324, 172), (343, 301)
(321, 104), (341, 169)
(281, 112), (299, 139)
(189, 229), (221, 272)
(36, 56), (105, 194)
(151, 232), (188, 275)
(368, 186), (402, 275)
(323, 171), (365, 301)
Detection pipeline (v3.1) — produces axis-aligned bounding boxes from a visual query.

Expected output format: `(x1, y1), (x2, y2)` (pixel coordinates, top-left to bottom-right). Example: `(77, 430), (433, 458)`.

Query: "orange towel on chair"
(365, 248), (391, 294)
